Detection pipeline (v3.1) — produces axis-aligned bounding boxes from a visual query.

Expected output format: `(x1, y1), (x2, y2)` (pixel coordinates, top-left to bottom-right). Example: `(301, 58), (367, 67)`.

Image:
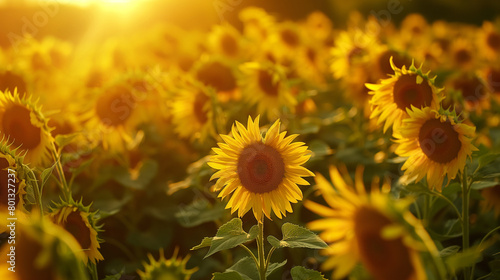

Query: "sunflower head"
(208, 116), (314, 222)
(366, 57), (444, 134)
(0, 211), (88, 280)
(0, 89), (53, 166)
(193, 58), (239, 103)
(48, 198), (104, 264)
(137, 248), (198, 280)
(304, 166), (429, 280)
(395, 106), (477, 191)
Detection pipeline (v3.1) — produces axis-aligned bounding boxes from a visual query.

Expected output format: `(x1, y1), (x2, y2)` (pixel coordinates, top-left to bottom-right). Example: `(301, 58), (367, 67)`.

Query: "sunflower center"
(95, 85), (135, 127)
(280, 29), (299, 48)
(393, 74), (433, 110)
(237, 142), (285, 193)
(418, 118), (461, 163)
(196, 61), (237, 93)
(221, 33), (238, 56)
(487, 32), (500, 51)
(454, 49), (472, 65)
(193, 92), (209, 124)
(486, 68), (500, 93)
(453, 75), (486, 105)
(2, 104), (41, 150)
(64, 211), (92, 250)
(258, 70), (279, 96)
(353, 206), (415, 280)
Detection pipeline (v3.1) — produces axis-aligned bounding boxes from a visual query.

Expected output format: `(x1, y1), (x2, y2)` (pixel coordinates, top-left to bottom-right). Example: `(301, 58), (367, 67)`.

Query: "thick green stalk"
(462, 168), (471, 280)
(258, 220), (266, 280)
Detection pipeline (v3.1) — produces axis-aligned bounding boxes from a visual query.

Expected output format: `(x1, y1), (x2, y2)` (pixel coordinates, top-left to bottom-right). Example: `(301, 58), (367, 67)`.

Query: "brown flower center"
(237, 142), (285, 193)
(0, 71), (27, 95)
(418, 119), (461, 163)
(95, 85), (135, 127)
(353, 206), (415, 280)
(393, 74), (433, 110)
(486, 68), (500, 93)
(64, 211), (92, 250)
(193, 92), (209, 124)
(221, 33), (238, 56)
(487, 32), (500, 51)
(280, 29), (299, 48)
(454, 49), (472, 65)
(2, 105), (41, 150)
(453, 75), (486, 105)
(196, 61), (237, 93)
(258, 70), (279, 96)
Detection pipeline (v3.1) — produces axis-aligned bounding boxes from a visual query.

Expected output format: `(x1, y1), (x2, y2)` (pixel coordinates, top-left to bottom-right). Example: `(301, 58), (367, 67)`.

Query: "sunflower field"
(1, 0), (500, 279)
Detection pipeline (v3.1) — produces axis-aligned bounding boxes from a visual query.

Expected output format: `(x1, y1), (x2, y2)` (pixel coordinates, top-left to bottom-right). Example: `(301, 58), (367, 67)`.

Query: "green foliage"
(268, 223), (328, 249)
(290, 266), (327, 280)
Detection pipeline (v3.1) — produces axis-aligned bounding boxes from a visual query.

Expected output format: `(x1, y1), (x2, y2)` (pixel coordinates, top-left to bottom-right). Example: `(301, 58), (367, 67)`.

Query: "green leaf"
(191, 237), (213, 250)
(175, 199), (226, 228)
(290, 266), (327, 280)
(226, 257), (258, 280)
(439, 245), (460, 258)
(268, 223), (328, 249)
(446, 247), (482, 275)
(113, 159), (158, 190)
(204, 218), (258, 258)
(40, 161), (57, 188)
(101, 272), (123, 280)
(476, 153), (499, 172)
(211, 271), (244, 280)
(470, 181), (498, 190)
(54, 133), (78, 149)
(266, 260), (287, 278)
(309, 140), (332, 159)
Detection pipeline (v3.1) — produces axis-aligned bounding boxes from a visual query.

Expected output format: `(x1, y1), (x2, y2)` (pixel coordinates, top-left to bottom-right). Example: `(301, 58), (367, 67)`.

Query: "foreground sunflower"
(0, 211), (88, 280)
(0, 145), (27, 212)
(137, 248), (198, 280)
(395, 107), (477, 191)
(304, 166), (428, 280)
(48, 199), (104, 264)
(0, 90), (53, 166)
(208, 116), (314, 222)
(366, 58), (443, 135)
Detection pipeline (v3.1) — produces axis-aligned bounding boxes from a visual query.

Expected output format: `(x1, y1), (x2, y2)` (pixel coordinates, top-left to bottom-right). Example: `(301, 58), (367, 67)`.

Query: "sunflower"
(448, 73), (490, 114)
(83, 78), (146, 152)
(0, 211), (88, 280)
(208, 116), (314, 222)
(304, 11), (333, 44)
(193, 58), (240, 103)
(0, 90), (53, 166)
(208, 24), (244, 59)
(171, 80), (216, 142)
(137, 248), (198, 280)
(395, 107), (477, 191)
(239, 7), (276, 42)
(366, 58), (443, 135)
(48, 198), (104, 264)
(477, 21), (500, 60)
(449, 38), (476, 70)
(239, 62), (297, 120)
(330, 29), (376, 80)
(480, 184), (500, 217)
(304, 166), (428, 280)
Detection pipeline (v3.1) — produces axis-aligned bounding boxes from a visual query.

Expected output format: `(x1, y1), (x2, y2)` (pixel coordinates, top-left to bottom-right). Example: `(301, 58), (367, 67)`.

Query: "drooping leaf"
(226, 257), (258, 280)
(211, 271), (244, 280)
(470, 181), (498, 190)
(200, 218), (258, 258)
(439, 245), (460, 258)
(266, 260), (287, 278)
(191, 237), (213, 250)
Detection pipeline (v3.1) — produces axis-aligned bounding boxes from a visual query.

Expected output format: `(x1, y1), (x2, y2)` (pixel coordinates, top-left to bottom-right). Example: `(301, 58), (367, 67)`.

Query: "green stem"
(265, 247), (276, 272)
(257, 220), (266, 280)
(28, 169), (44, 215)
(430, 190), (463, 223)
(470, 225), (500, 280)
(461, 167), (471, 280)
(51, 142), (70, 200)
(239, 244), (259, 267)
